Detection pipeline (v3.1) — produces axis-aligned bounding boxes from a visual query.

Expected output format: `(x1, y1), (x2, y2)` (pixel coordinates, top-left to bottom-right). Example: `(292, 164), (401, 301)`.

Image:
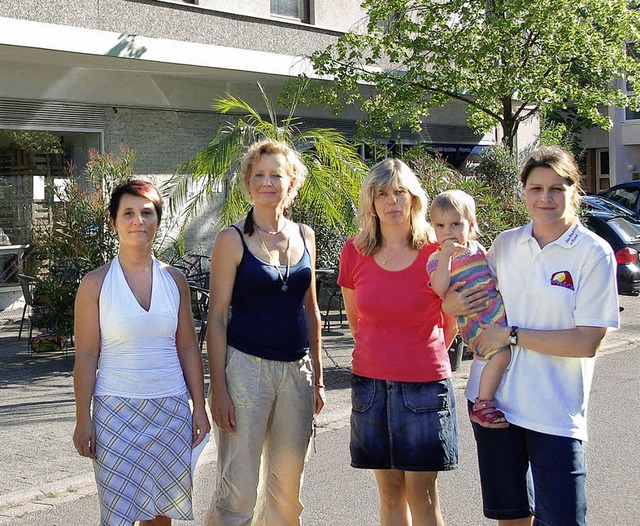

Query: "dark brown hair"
(109, 180), (163, 223)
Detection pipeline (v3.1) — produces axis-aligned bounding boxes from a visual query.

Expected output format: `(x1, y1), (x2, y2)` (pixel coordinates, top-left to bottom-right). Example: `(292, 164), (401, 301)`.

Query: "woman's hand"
(73, 417), (96, 459)
(208, 388), (236, 434)
(314, 386), (326, 415)
(442, 281), (489, 317)
(191, 407), (211, 447)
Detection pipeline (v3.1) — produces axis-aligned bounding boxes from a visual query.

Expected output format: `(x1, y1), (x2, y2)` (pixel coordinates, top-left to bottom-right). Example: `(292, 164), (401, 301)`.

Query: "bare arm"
(441, 281), (489, 317)
(443, 312), (458, 349)
(476, 323), (607, 359)
(169, 267), (211, 447)
(206, 227), (242, 434)
(301, 225), (325, 414)
(429, 252), (452, 299)
(342, 287), (357, 337)
(72, 269), (104, 459)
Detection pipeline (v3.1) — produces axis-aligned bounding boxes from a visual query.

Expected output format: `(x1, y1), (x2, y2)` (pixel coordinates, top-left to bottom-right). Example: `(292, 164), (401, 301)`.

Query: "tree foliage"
(404, 146), (528, 247)
(305, 0), (640, 152)
(163, 82), (368, 265)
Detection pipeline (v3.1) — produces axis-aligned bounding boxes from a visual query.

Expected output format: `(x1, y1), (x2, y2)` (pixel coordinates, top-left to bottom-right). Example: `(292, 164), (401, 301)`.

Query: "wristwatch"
(509, 326), (519, 346)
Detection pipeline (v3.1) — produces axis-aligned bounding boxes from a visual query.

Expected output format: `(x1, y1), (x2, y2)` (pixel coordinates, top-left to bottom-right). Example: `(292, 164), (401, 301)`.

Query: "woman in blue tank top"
(204, 139), (325, 526)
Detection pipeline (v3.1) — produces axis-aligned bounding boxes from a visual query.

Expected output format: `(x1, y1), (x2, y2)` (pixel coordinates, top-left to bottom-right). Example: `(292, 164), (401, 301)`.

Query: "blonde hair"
(520, 146), (582, 216)
(354, 158), (434, 255)
(239, 139), (308, 209)
(430, 190), (480, 239)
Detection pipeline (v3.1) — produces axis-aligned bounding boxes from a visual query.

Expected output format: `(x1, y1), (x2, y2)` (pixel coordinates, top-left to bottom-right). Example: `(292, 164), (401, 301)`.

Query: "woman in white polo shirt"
(444, 146), (619, 526)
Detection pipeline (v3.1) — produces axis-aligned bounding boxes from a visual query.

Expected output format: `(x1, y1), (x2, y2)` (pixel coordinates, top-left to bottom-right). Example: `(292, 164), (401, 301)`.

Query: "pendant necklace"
(254, 220), (286, 236)
(259, 234), (291, 292)
(381, 245), (407, 266)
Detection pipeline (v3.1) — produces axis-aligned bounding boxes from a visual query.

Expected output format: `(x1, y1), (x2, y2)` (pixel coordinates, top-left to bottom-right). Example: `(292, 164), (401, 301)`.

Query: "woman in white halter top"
(72, 180), (210, 526)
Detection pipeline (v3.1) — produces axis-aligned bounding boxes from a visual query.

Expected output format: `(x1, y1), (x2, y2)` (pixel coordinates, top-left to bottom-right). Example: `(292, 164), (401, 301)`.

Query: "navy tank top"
(226, 225), (312, 361)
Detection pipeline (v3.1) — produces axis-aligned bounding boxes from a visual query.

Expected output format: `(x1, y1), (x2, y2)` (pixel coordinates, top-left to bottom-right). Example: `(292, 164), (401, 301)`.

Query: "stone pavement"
(0, 306), (361, 523)
(1, 296), (638, 524)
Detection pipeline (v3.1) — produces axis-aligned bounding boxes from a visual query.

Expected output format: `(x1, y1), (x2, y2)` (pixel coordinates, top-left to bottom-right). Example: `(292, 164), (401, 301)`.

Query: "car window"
(592, 197), (629, 216)
(608, 217), (640, 242)
(604, 188), (638, 210)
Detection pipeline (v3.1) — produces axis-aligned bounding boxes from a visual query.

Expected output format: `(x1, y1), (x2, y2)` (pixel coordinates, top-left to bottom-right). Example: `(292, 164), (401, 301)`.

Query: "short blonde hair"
(354, 158), (434, 255)
(430, 190), (480, 239)
(520, 146), (582, 216)
(239, 139), (308, 209)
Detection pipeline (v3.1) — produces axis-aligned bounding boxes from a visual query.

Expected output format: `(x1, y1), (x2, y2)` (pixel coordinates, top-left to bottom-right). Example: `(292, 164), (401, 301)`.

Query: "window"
(597, 149), (610, 191)
(271, 0), (311, 23)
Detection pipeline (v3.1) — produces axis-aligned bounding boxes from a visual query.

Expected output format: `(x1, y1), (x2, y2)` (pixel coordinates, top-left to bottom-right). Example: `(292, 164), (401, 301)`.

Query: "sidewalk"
(1, 297), (637, 523)
(0, 307), (366, 522)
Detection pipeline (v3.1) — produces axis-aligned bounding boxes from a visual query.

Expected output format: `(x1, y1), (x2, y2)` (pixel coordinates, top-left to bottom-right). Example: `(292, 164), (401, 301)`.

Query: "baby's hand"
(439, 239), (466, 258)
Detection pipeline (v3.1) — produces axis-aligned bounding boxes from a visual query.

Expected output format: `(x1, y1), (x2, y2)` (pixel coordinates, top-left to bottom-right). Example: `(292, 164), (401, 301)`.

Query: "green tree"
(163, 82), (368, 255)
(304, 0), (640, 153)
(539, 109), (587, 171)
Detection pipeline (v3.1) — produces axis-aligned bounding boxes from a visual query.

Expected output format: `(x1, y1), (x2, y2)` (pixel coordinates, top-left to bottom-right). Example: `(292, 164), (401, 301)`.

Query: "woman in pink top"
(338, 158), (458, 526)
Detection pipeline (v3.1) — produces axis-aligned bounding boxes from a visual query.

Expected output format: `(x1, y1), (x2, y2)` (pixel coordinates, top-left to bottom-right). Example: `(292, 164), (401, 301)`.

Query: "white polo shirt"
(465, 221), (619, 441)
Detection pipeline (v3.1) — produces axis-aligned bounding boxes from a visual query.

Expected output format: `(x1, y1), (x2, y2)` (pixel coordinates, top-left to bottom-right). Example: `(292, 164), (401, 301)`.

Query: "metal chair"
(177, 254), (210, 276)
(316, 269), (344, 331)
(189, 284), (209, 351)
(175, 259), (210, 290)
(323, 283), (344, 331)
(17, 273), (51, 347)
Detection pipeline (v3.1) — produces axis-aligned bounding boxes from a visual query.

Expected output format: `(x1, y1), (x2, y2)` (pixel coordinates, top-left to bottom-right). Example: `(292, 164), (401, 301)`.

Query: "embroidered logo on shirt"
(550, 270), (574, 290)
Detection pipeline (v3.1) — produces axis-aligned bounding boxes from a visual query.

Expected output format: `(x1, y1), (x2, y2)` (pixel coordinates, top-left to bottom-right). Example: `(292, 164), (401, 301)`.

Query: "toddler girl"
(427, 189), (509, 428)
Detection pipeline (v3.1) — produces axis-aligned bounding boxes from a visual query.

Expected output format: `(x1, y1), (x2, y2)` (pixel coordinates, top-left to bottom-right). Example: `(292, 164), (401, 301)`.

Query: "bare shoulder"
(299, 222), (316, 241)
(162, 263), (189, 287)
(76, 262), (111, 304)
(80, 262), (111, 292)
(213, 224), (244, 259)
(427, 248), (441, 262)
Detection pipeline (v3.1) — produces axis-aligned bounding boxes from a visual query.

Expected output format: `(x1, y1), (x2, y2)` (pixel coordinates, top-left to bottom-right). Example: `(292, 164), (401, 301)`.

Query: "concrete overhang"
(0, 16), (315, 80)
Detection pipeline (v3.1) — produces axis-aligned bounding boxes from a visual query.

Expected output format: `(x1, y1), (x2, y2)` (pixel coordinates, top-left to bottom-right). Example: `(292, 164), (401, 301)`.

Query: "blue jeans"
(351, 374), (458, 471)
(469, 401), (587, 525)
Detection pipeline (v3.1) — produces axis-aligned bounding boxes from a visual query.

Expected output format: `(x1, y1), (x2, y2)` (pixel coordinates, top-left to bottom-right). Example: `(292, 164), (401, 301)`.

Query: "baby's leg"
(477, 347), (511, 401)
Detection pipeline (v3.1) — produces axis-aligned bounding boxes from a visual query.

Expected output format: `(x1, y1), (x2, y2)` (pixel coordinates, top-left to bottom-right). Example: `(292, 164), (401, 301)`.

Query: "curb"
(0, 473), (95, 523)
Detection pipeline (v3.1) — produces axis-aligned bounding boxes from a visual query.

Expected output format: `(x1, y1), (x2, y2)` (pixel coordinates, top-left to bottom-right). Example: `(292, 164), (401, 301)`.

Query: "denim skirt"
(350, 374), (459, 471)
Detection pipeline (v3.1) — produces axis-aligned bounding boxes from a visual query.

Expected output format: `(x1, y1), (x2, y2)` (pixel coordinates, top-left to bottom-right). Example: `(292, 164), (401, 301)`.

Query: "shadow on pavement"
(0, 321), (74, 389)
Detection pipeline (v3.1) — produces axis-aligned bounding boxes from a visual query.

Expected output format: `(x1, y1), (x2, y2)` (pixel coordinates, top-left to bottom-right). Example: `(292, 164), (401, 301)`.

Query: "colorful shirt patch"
(550, 270), (574, 290)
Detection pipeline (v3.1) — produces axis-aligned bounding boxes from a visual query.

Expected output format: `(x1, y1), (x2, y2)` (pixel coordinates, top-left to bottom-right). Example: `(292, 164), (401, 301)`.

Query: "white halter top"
(94, 256), (187, 398)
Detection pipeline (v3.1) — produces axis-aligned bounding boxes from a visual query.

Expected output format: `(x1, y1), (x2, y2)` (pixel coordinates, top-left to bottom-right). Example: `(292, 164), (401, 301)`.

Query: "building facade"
(0, 0), (532, 300)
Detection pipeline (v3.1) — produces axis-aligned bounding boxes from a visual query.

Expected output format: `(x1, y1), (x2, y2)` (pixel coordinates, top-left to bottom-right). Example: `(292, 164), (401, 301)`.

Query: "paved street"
(1, 296), (639, 524)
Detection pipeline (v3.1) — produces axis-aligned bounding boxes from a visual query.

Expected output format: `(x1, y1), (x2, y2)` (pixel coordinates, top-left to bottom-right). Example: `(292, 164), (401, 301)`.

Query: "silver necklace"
(254, 221), (286, 236)
(259, 234), (291, 292)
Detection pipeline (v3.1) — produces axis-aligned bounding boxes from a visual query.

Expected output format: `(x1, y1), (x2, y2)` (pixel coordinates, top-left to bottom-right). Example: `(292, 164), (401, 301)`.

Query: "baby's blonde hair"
(430, 190), (480, 239)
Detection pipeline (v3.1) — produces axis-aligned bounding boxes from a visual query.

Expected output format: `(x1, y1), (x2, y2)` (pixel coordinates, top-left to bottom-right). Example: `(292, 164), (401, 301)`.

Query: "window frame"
(270, 0), (312, 24)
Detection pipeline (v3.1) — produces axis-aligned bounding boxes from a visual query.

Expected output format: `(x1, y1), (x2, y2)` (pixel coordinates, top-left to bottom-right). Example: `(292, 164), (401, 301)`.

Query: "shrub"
(405, 146), (529, 248)
(29, 149), (135, 338)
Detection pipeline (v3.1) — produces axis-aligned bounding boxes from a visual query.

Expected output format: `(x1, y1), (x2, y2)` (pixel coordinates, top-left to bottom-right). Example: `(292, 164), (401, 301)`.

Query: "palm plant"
(163, 82), (367, 243)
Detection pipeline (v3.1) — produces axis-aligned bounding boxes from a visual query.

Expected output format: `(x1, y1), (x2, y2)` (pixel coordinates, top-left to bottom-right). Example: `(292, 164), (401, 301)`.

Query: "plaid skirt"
(93, 394), (193, 526)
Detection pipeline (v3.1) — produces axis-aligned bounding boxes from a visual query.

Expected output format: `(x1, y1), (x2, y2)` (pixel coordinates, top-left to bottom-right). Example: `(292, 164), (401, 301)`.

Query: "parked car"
(582, 210), (640, 296)
(581, 194), (640, 230)
(599, 181), (640, 217)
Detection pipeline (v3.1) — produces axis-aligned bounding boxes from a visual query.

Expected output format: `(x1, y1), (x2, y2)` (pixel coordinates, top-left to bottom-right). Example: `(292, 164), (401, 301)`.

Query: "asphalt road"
(1, 294), (640, 525)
